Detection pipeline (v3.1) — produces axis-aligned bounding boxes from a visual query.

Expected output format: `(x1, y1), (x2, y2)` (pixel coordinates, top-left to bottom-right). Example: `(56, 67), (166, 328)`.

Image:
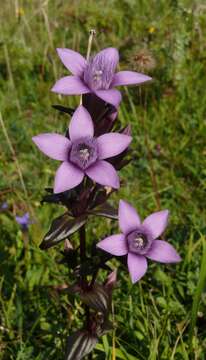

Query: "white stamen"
(134, 237), (144, 249)
(79, 148), (90, 161)
(93, 69), (103, 82)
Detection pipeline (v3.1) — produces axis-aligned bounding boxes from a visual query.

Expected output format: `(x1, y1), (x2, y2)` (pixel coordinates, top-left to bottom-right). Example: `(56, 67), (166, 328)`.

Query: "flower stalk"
(86, 29), (96, 61)
(80, 29), (96, 105)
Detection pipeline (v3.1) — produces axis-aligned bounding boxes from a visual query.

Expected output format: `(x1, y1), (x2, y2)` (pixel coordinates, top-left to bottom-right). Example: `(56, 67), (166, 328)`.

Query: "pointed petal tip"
(69, 105), (94, 141)
(145, 75), (153, 81)
(170, 251), (182, 263)
(51, 76), (90, 95)
(108, 176), (120, 189)
(162, 209), (170, 222)
(105, 269), (118, 290)
(146, 240), (181, 264)
(118, 200), (141, 234)
(143, 209), (170, 240)
(32, 135), (41, 147)
(31, 133), (71, 161)
(96, 234), (127, 256)
(86, 160), (120, 189)
(99, 47), (119, 60)
(127, 253), (147, 284)
(106, 47), (118, 52)
(97, 133), (132, 160)
(112, 71), (153, 87)
(95, 89), (122, 109)
(54, 162), (84, 193)
(56, 48), (87, 76)
(131, 275), (140, 284)
(113, 177), (120, 189)
(119, 199), (129, 207)
(176, 255), (182, 262)
(51, 84), (57, 93)
(53, 187), (61, 194)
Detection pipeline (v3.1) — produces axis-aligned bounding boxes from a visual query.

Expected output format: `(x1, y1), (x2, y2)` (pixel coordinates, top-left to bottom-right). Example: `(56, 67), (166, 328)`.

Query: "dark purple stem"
(79, 225), (92, 355)
(79, 225), (86, 264)
(89, 269), (99, 288)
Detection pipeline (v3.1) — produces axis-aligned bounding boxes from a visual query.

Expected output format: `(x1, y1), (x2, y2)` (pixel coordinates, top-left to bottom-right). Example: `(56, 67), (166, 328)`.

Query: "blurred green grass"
(0, 0), (206, 359)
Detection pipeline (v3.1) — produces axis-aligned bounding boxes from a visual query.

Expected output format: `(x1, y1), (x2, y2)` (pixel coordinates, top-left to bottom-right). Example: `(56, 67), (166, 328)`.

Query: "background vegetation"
(0, 0), (206, 358)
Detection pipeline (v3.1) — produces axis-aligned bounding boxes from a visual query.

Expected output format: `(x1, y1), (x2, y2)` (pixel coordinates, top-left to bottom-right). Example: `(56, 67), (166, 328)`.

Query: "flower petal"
(54, 162), (84, 193)
(86, 160), (120, 189)
(143, 210), (169, 240)
(118, 200), (141, 235)
(95, 89), (122, 108)
(112, 71), (152, 87)
(32, 134), (71, 161)
(16, 213), (30, 226)
(95, 47), (119, 68)
(97, 133), (132, 160)
(84, 48), (119, 91)
(51, 75), (90, 95)
(69, 105), (94, 141)
(127, 253), (147, 284)
(146, 240), (181, 263)
(56, 48), (87, 76)
(97, 234), (127, 256)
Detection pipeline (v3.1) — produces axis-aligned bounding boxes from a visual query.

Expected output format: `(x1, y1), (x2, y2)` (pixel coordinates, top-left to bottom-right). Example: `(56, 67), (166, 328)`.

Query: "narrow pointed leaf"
(96, 319), (114, 337)
(52, 104), (75, 115)
(65, 330), (98, 360)
(88, 202), (118, 219)
(41, 187), (78, 206)
(40, 213), (87, 249)
(80, 284), (110, 314)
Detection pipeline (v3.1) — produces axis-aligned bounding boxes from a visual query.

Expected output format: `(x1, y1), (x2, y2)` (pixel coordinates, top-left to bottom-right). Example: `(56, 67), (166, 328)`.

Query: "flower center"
(83, 53), (116, 91)
(70, 137), (98, 170)
(127, 231), (149, 255)
(93, 70), (103, 83)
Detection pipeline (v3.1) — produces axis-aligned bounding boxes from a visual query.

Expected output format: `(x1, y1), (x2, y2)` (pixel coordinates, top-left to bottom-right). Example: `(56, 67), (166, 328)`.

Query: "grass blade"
(189, 236), (206, 349)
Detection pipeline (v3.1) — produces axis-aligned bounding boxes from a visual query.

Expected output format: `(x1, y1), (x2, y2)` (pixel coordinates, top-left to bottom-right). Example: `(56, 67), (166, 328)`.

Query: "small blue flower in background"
(15, 212), (32, 231)
(1, 202), (8, 210)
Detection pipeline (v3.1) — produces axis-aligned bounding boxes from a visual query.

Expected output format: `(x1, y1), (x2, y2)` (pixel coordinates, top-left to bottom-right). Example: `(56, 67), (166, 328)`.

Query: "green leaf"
(65, 330), (98, 360)
(40, 213), (87, 250)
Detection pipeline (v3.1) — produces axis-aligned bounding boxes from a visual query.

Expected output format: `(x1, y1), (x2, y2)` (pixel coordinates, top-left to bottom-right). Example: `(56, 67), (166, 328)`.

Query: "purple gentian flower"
(51, 47), (152, 108)
(32, 106), (132, 193)
(97, 200), (181, 283)
(15, 212), (31, 231)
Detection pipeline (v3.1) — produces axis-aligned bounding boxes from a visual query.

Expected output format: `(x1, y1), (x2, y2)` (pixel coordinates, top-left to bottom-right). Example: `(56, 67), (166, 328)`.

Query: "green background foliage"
(0, 0), (206, 358)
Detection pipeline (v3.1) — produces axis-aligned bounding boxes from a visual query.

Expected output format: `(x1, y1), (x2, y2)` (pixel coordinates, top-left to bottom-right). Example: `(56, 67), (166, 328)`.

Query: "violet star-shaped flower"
(32, 106), (132, 193)
(1, 202), (8, 210)
(51, 47), (152, 108)
(97, 200), (181, 283)
(15, 212), (31, 231)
